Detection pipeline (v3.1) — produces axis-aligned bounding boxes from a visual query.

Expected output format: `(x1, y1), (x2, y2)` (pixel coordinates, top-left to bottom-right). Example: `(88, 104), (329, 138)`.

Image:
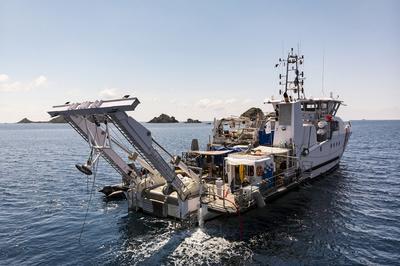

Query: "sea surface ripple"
(0, 121), (399, 265)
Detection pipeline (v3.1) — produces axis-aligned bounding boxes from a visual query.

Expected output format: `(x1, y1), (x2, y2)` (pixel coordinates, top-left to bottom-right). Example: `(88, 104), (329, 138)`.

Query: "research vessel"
(48, 50), (351, 222)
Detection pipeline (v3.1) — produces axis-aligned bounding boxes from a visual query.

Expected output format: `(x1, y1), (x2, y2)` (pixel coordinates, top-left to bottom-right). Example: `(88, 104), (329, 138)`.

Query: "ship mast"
(276, 48), (305, 100)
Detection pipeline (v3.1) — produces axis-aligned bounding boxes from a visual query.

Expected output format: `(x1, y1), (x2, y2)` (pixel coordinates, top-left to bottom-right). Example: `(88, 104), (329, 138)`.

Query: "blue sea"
(0, 121), (399, 265)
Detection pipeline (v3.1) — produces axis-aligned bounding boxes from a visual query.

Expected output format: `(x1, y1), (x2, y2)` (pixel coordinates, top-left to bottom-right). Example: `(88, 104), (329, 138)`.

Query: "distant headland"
(16, 108), (264, 124)
(16, 115), (203, 124)
(17, 116), (67, 124)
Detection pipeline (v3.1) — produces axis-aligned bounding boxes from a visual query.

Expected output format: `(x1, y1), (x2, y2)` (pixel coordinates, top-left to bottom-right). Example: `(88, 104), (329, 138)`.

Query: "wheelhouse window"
(305, 103), (316, 111)
(331, 102), (341, 116)
(320, 102), (328, 113)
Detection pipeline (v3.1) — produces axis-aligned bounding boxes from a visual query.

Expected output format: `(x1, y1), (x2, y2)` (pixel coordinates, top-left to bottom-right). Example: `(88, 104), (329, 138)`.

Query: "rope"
(78, 158), (99, 244)
(152, 138), (174, 159)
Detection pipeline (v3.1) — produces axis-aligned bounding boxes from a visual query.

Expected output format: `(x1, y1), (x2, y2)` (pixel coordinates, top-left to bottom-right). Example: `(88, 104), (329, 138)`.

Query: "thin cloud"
(225, 98), (237, 104)
(0, 74), (9, 82)
(196, 98), (211, 108)
(33, 76), (47, 87)
(0, 74), (47, 92)
(99, 88), (136, 100)
(99, 88), (119, 99)
(196, 98), (224, 109)
(196, 98), (239, 109)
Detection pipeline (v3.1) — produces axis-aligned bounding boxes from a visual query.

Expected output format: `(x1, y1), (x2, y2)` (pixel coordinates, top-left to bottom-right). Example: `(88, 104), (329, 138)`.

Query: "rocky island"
(185, 118), (201, 123)
(241, 107), (264, 120)
(17, 118), (34, 123)
(148, 114), (179, 123)
(17, 116), (67, 124)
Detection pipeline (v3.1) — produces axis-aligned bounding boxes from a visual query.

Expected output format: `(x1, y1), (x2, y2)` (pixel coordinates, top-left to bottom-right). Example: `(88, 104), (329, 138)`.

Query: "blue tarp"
(259, 130), (274, 145)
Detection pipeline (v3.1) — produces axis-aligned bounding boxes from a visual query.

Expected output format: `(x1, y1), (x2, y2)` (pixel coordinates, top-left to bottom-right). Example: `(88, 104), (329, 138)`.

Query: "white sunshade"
(225, 157), (271, 166)
(253, 146), (289, 155)
(188, 150), (231, 156)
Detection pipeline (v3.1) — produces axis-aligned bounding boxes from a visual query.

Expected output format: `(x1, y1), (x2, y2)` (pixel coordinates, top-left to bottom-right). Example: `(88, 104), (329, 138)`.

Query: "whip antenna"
(322, 48), (325, 96)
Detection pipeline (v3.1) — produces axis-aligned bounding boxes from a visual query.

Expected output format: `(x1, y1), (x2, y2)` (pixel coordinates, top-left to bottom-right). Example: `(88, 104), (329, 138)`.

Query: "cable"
(152, 138), (174, 159)
(78, 158), (99, 244)
(108, 122), (131, 151)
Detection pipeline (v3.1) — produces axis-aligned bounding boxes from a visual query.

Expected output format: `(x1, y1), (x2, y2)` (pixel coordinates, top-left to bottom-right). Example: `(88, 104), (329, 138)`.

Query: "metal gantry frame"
(48, 97), (199, 200)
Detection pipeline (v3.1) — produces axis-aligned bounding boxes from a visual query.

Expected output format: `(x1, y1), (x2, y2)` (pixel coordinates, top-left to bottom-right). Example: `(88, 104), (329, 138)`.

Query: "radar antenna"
(276, 48), (305, 100)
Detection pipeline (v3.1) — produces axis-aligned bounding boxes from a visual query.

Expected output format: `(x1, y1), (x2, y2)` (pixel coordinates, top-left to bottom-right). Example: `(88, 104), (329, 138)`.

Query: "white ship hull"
(303, 130), (348, 178)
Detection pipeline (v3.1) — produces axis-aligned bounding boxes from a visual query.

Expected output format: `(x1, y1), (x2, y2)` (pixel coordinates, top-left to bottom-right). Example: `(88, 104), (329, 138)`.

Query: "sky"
(0, 0), (399, 122)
